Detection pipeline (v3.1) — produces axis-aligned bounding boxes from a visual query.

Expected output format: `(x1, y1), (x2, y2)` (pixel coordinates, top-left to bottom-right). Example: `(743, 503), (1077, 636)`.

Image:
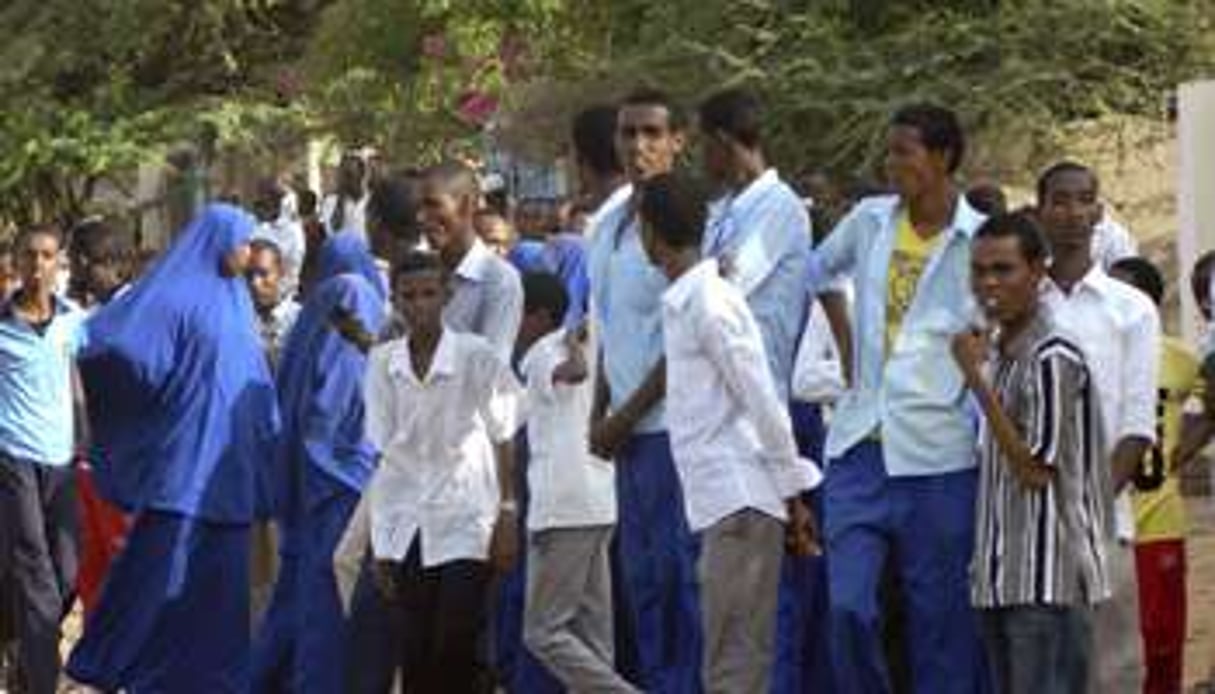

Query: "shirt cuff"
(772, 456), (823, 498)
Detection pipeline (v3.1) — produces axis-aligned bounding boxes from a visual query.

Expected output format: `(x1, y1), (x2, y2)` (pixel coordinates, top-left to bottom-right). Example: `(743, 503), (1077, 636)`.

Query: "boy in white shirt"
(637, 172), (821, 694)
(516, 273), (635, 693)
(356, 250), (523, 693)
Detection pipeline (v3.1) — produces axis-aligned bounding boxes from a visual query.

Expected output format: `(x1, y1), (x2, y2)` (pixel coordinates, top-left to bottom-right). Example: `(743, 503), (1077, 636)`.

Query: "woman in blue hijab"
(66, 203), (280, 693)
(252, 231), (386, 694)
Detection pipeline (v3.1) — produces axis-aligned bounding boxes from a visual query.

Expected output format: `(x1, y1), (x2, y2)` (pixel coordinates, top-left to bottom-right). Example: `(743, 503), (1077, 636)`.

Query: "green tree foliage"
(498, 0), (1215, 181)
(0, 0), (326, 227)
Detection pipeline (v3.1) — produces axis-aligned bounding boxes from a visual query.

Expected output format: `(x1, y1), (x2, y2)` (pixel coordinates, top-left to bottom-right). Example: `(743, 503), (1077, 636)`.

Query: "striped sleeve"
(1029, 337), (1087, 467)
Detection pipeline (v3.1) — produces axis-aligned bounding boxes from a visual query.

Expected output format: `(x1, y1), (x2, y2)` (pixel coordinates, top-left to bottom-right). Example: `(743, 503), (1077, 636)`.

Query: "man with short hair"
(0, 224), (85, 694)
(807, 103), (988, 693)
(252, 178), (307, 301)
(586, 88), (701, 692)
(696, 86), (827, 693)
(1036, 160), (1158, 694)
(247, 239), (302, 371)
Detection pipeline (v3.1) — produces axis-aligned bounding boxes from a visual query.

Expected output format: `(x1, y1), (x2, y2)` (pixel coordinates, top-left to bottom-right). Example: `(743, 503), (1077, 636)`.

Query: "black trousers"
(0, 455), (78, 694)
(348, 540), (490, 694)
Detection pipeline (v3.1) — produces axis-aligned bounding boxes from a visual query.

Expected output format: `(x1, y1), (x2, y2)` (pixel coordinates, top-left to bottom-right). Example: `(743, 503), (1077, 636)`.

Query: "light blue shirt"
(705, 169), (810, 400)
(588, 184), (667, 433)
(0, 294), (85, 466)
(808, 194), (985, 476)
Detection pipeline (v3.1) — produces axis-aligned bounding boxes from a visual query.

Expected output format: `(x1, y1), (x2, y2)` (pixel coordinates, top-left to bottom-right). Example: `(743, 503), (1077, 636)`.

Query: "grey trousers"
(523, 525), (636, 694)
(1089, 538), (1145, 694)
(981, 605), (1092, 694)
(698, 509), (784, 694)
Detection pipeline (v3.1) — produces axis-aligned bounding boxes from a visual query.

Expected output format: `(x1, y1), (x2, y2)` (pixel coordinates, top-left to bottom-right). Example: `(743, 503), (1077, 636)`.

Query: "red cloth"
(1136, 539), (1186, 694)
(76, 461), (131, 616)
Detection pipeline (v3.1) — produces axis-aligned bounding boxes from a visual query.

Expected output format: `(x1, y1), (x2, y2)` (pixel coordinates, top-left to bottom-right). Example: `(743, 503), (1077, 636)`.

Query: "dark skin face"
(82, 252), (126, 302)
(246, 247), (284, 311)
(15, 233), (60, 297)
(474, 214), (515, 257)
(884, 125), (951, 202)
(1037, 169), (1101, 253)
(699, 131), (733, 186)
(616, 105), (685, 183)
(336, 156), (367, 197)
(417, 178), (478, 265)
(971, 235), (1046, 336)
(397, 270), (447, 341)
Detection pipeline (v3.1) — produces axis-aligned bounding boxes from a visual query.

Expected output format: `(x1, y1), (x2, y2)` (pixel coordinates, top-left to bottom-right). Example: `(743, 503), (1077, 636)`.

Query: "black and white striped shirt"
(971, 311), (1114, 608)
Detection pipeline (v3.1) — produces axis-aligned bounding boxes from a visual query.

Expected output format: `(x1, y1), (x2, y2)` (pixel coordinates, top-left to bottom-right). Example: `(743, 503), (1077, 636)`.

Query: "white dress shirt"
(363, 329), (523, 567)
(1091, 213), (1138, 270)
(792, 286), (848, 404)
(444, 238), (524, 364)
(1042, 265), (1160, 540)
(252, 218), (307, 300)
(519, 329), (616, 532)
(661, 258), (821, 532)
(321, 193), (370, 242)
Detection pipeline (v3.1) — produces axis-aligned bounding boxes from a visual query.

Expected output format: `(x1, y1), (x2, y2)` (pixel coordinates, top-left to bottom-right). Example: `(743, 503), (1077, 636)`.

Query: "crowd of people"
(0, 85), (1212, 694)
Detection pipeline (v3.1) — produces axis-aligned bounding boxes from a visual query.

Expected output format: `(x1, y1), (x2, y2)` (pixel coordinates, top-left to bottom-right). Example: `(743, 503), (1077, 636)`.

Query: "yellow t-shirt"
(1133, 335), (1201, 542)
(886, 212), (941, 353)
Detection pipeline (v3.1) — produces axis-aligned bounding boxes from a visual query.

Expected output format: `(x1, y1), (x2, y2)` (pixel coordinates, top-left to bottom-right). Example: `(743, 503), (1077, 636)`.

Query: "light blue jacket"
(808, 194), (985, 476)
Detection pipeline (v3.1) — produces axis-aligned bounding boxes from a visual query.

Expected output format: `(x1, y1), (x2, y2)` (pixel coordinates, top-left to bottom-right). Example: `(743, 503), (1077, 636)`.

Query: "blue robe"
(67, 203), (279, 693)
(253, 232), (386, 694)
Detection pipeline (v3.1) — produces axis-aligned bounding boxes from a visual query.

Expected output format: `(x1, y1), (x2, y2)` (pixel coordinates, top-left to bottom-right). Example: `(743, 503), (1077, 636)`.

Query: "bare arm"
(819, 291), (853, 387)
(1110, 436), (1151, 494)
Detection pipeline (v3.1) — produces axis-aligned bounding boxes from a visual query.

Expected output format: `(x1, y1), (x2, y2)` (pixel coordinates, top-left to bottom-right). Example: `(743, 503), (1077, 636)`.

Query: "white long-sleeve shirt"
(363, 329), (523, 567)
(661, 258), (821, 532)
(1043, 266), (1160, 541)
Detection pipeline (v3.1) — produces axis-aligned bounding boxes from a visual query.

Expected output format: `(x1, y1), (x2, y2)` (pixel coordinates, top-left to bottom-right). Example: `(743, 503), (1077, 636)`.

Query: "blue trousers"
(770, 402), (832, 694)
(67, 511), (250, 694)
(252, 489), (359, 693)
(614, 432), (702, 693)
(824, 441), (985, 694)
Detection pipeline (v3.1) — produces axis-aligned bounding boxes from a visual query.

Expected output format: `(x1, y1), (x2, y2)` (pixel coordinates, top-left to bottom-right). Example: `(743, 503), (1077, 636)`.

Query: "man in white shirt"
(640, 172), (820, 694)
(246, 239), (302, 372)
(251, 179), (307, 301)
(354, 251), (523, 693)
(321, 153), (370, 241)
(1036, 161), (1159, 694)
(516, 274), (633, 694)
(417, 161), (524, 363)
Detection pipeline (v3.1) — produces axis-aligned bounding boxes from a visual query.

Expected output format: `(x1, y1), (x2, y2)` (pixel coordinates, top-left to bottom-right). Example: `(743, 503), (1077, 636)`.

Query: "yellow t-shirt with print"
(1133, 335), (1201, 542)
(886, 212), (942, 354)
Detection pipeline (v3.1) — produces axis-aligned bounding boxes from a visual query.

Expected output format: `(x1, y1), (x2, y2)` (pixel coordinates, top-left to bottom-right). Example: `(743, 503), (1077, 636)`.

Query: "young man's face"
(475, 214), (515, 257)
(417, 179), (476, 255)
(699, 131), (733, 185)
(397, 271), (447, 335)
(83, 252), (126, 300)
(16, 232), (60, 295)
(884, 125), (950, 200)
(337, 157), (365, 194)
(616, 105), (684, 183)
(246, 247), (283, 310)
(971, 235), (1044, 327)
(1037, 170), (1100, 253)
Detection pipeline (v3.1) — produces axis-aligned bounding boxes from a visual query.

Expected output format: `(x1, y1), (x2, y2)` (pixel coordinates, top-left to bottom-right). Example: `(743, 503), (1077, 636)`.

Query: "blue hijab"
(315, 230), (387, 301)
(81, 203), (280, 524)
(272, 235), (386, 518)
(543, 232), (590, 328)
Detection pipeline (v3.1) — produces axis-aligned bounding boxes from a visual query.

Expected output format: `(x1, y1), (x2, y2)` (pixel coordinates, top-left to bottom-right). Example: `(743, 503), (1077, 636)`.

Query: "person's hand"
(1011, 459), (1053, 491)
(589, 413), (631, 460)
(489, 510), (520, 573)
(785, 497), (822, 557)
(372, 559), (398, 600)
(331, 307), (373, 350)
(951, 327), (990, 389)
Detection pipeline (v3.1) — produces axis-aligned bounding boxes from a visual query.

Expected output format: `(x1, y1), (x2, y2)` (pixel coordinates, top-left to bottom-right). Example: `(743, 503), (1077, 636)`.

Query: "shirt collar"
(453, 238), (494, 283)
(727, 168), (780, 214)
(390, 328), (458, 383)
(1000, 308), (1054, 361)
(663, 258), (718, 310)
(869, 191), (985, 241)
(1044, 263), (1111, 299)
